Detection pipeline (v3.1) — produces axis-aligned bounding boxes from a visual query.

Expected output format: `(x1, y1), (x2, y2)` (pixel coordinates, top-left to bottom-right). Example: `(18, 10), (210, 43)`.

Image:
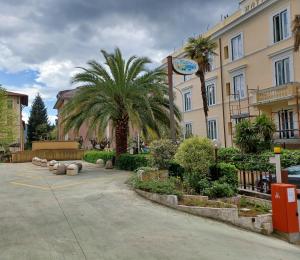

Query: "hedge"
(116, 153), (149, 171)
(83, 150), (115, 164)
(218, 147), (300, 172)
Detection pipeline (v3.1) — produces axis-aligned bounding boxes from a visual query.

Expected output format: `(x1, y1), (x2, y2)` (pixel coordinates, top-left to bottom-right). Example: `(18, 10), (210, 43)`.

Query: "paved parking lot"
(0, 162), (299, 260)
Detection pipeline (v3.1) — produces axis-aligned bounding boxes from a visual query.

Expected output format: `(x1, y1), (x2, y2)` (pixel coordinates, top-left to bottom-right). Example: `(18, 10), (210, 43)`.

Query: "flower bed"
(135, 189), (273, 235)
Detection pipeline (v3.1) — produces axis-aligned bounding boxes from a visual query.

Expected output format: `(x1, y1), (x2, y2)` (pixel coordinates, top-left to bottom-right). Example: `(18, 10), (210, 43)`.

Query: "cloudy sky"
(0, 0), (237, 124)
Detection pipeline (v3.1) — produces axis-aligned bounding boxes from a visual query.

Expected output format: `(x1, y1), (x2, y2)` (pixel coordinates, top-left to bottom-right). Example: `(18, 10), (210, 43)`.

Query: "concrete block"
(105, 160), (113, 169)
(66, 164), (79, 176)
(96, 159), (105, 168)
(41, 159), (48, 167)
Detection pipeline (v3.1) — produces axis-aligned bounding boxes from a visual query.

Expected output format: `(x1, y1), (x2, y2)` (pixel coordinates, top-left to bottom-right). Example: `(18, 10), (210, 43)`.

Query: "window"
(273, 10), (289, 43)
(231, 34), (243, 60)
(224, 46), (229, 59)
(278, 110), (294, 139)
(275, 57), (290, 85)
(183, 90), (192, 112)
(233, 73), (245, 100)
(185, 122), (193, 138)
(208, 119), (217, 140)
(208, 53), (215, 71)
(206, 82), (216, 106)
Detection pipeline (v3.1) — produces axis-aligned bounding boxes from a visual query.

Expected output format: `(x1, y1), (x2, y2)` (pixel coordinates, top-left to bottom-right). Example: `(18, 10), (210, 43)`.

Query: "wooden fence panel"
(11, 149), (84, 163)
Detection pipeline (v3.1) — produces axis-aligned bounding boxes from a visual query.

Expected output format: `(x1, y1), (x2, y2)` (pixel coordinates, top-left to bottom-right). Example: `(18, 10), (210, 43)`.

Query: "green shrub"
(84, 150), (115, 163)
(116, 154), (149, 171)
(175, 137), (214, 175)
(217, 147), (240, 161)
(204, 182), (235, 199)
(235, 114), (275, 153)
(183, 173), (210, 194)
(168, 161), (184, 179)
(216, 163), (238, 190)
(149, 139), (178, 169)
(130, 175), (182, 197)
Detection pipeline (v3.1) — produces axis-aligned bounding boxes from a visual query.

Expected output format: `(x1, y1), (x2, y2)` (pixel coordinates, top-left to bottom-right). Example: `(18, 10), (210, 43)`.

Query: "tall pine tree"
(27, 93), (50, 143)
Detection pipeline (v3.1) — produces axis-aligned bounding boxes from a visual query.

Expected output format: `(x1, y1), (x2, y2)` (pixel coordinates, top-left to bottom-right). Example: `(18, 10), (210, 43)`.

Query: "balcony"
(253, 82), (300, 106)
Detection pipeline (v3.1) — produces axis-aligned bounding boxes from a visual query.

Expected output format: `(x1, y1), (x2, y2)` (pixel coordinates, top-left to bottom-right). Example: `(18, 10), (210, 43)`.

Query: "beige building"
(165, 0), (300, 148)
(6, 91), (28, 151)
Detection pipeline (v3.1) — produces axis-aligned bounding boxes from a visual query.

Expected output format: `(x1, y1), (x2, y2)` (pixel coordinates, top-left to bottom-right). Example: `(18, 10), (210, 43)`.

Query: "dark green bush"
(149, 139), (178, 169)
(204, 182), (235, 198)
(216, 163), (238, 190)
(84, 150), (115, 163)
(168, 161), (185, 179)
(116, 153), (149, 171)
(183, 172), (210, 194)
(217, 147), (240, 161)
(130, 175), (182, 197)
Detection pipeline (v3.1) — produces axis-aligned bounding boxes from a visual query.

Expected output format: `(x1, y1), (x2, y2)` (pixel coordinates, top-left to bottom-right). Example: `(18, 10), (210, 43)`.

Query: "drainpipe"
(219, 38), (227, 147)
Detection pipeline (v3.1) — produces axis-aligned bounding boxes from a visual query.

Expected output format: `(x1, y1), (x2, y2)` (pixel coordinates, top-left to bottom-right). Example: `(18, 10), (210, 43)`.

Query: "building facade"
(54, 89), (115, 149)
(165, 0), (300, 148)
(6, 91), (28, 151)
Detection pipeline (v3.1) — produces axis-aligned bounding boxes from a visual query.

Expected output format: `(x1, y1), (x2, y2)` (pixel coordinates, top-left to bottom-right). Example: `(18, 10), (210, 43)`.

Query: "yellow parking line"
(10, 181), (50, 191)
(53, 181), (88, 190)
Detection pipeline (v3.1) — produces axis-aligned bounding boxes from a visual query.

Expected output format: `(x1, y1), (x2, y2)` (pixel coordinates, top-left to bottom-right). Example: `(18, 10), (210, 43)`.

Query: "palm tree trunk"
(115, 117), (129, 156)
(197, 70), (209, 137)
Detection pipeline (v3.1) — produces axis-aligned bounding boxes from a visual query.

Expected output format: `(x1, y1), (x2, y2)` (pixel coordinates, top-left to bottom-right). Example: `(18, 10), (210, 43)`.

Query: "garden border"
(135, 189), (273, 235)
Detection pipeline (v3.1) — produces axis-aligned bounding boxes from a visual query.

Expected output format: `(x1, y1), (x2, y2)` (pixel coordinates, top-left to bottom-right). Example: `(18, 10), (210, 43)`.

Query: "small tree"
(235, 114), (275, 153)
(27, 94), (50, 143)
(175, 137), (214, 175)
(149, 139), (178, 169)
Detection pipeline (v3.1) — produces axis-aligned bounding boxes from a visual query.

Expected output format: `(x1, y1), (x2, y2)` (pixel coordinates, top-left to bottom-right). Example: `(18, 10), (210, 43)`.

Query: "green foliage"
(217, 147), (240, 161)
(62, 48), (181, 156)
(235, 115), (275, 153)
(130, 174), (182, 197)
(0, 87), (18, 148)
(83, 150), (115, 163)
(175, 137), (214, 175)
(149, 139), (177, 169)
(27, 94), (50, 143)
(168, 161), (185, 179)
(215, 163), (238, 190)
(218, 148), (300, 171)
(183, 173), (211, 194)
(204, 182), (235, 199)
(116, 154), (149, 171)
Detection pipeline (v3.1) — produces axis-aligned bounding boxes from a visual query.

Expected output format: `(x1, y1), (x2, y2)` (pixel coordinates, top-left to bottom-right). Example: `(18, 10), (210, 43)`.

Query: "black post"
(167, 56), (176, 143)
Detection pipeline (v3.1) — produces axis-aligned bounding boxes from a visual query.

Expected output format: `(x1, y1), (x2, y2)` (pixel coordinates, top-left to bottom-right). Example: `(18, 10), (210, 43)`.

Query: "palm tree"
(293, 15), (300, 52)
(185, 36), (217, 135)
(62, 48), (181, 156)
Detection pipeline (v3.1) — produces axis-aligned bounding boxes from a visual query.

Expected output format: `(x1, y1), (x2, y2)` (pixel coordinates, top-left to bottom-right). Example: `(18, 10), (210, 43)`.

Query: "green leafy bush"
(217, 147), (240, 161)
(182, 173), (210, 194)
(168, 161), (185, 179)
(149, 139), (178, 169)
(130, 175), (182, 197)
(235, 114), (275, 153)
(216, 163), (238, 190)
(116, 154), (149, 171)
(204, 182), (235, 198)
(175, 137), (214, 175)
(84, 150), (115, 163)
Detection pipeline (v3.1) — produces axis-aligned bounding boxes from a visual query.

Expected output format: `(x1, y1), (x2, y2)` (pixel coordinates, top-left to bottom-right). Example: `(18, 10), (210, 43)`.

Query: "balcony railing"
(254, 82), (300, 105)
